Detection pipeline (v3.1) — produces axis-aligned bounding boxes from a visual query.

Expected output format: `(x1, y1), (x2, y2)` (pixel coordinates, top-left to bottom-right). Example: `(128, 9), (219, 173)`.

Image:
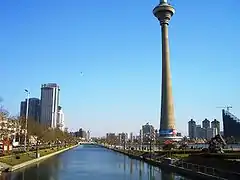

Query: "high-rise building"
(153, 0), (179, 140)
(222, 109), (240, 139)
(202, 118), (210, 138)
(57, 106), (65, 131)
(139, 129), (143, 143)
(118, 133), (128, 146)
(206, 127), (217, 140)
(40, 83), (60, 128)
(75, 128), (87, 139)
(188, 119), (196, 139)
(142, 123), (155, 142)
(202, 119), (210, 129)
(82, 130), (87, 139)
(28, 98), (40, 122)
(20, 101), (27, 118)
(106, 133), (117, 144)
(211, 119), (220, 135)
(87, 130), (90, 141)
(20, 98), (40, 122)
(130, 132), (133, 142)
(196, 125), (205, 139)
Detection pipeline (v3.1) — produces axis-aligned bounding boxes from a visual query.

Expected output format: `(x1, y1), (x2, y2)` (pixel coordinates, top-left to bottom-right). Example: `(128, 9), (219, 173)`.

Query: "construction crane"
(216, 106), (232, 111)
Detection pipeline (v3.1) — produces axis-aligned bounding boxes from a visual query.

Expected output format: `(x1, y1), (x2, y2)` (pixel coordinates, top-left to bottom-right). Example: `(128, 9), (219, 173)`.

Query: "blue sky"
(0, 0), (240, 137)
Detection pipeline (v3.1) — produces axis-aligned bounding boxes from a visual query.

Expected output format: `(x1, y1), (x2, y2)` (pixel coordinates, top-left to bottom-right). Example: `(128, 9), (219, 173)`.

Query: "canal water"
(1, 145), (189, 180)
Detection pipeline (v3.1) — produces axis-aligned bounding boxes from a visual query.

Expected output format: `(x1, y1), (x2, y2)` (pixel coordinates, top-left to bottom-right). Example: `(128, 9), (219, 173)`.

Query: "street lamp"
(24, 89), (30, 151)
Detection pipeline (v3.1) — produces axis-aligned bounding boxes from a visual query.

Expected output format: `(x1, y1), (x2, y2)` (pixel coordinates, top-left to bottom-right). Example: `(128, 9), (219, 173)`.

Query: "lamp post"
(24, 89), (30, 151)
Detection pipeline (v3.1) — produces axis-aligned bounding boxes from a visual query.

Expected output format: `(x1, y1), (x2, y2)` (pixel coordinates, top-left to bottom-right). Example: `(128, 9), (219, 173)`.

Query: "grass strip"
(0, 146), (69, 166)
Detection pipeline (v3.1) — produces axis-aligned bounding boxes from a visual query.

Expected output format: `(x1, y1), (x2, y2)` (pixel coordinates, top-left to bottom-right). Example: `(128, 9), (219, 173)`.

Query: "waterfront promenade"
(1, 145), (189, 180)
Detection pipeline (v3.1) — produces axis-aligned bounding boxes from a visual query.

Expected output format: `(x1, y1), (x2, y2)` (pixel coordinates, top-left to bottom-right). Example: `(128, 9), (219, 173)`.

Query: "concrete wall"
(9, 145), (78, 172)
(105, 146), (226, 180)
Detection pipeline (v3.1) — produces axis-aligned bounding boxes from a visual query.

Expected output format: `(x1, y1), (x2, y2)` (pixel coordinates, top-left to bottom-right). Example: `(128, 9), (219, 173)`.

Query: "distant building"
(87, 131), (90, 141)
(142, 123), (155, 142)
(0, 118), (22, 141)
(75, 128), (87, 139)
(222, 110), (240, 139)
(211, 119), (220, 135)
(106, 133), (117, 144)
(129, 132), (133, 142)
(79, 128), (84, 137)
(202, 118), (210, 129)
(57, 106), (65, 131)
(118, 133), (128, 145)
(206, 127), (217, 140)
(139, 129), (143, 143)
(40, 83), (60, 128)
(188, 119), (196, 139)
(196, 125), (205, 139)
(82, 131), (87, 139)
(136, 135), (140, 142)
(20, 101), (27, 118)
(28, 98), (40, 122)
(20, 98), (41, 122)
(202, 118), (210, 139)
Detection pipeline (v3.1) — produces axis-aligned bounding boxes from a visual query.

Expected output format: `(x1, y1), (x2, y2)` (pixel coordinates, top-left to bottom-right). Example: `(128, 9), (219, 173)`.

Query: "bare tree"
(0, 106), (10, 140)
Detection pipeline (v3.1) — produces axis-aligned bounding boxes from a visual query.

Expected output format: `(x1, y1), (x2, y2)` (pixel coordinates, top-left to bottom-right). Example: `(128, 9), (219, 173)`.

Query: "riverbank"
(0, 144), (78, 172)
(103, 145), (232, 180)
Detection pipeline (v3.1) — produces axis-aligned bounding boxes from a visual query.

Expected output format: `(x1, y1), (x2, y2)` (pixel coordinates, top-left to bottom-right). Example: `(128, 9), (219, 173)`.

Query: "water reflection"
(161, 171), (175, 180)
(119, 154), (190, 180)
(1, 156), (62, 180)
(1, 147), (189, 180)
(130, 159), (133, 174)
(138, 160), (142, 180)
(123, 155), (126, 172)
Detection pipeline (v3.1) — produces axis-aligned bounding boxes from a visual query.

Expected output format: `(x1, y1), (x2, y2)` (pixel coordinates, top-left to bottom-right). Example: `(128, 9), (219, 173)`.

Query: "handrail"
(176, 160), (216, 175)
(175, 160), (239, 179)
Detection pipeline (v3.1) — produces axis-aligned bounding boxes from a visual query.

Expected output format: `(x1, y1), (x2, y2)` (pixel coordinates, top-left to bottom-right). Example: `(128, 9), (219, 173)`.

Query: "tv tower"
(153, 0), (179, 140)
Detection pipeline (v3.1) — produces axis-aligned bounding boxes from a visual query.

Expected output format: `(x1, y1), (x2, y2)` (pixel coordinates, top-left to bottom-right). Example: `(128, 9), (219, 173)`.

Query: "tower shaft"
(153, 2), (176, 137)
(160, 23), (175, 131)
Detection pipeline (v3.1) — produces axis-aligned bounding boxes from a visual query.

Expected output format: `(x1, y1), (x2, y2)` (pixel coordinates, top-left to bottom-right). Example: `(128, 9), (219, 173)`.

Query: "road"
(1, 145), (190, 180)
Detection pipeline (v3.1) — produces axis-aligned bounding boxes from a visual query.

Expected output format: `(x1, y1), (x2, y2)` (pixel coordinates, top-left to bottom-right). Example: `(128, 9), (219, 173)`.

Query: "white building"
(0, 116), (22, 141)
(40, 83), (60, 128)
(87, 131), (90, 141)
(57, 106), (65, 131)
(129, 132), (133, 142)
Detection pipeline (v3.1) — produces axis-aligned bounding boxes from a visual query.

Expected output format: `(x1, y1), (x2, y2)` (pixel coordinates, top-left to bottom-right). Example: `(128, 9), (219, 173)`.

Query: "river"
(1, 145), (189, 180)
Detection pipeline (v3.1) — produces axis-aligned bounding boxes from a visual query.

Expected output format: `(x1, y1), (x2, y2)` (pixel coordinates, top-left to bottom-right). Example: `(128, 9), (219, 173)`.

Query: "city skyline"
(19, 83), (65, 131)
(0, 1), (240, 136)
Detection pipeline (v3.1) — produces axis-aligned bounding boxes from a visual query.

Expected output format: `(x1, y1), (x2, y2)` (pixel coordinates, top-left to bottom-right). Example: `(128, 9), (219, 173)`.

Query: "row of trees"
(0, 102), (75, 147)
